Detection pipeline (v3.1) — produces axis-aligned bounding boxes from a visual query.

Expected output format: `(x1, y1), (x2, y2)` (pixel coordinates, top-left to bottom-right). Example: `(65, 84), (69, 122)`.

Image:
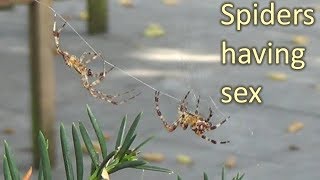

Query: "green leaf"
(115, 113), (142, 160)
(117, 135), (137, 161)
(177, 175), (182, 180)
(233, 173), (245, 180)
(204, 172), (208, 180)
(38, 161), (44, 180)
(4, 141), (20, 180)
(123, 113), (142, 144)
(115, 115), (127, 149)
(87, 105), (107, 158)
(90, 160), (97, 177)
(239, 173), (245, 180)
(134, 165), (173, 174)
(38, 132), (52, 180)
(72, 124), (83, 180)
(79, 122), (99, 167)
(60, 123), (74, 180)
(3, 155), (12, 180)
(108, 160), (146, 174)
(132, 136), (154, 152)
(221, 167), (225, 180)
(95, 150), (116, 177)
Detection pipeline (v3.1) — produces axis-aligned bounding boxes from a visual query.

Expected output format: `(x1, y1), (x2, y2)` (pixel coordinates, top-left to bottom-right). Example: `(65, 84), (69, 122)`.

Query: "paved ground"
(1, 0), (320, 179)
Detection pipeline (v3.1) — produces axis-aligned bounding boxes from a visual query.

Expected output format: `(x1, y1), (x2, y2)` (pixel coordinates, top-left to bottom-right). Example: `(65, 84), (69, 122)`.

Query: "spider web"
(32, 1), (240, 146)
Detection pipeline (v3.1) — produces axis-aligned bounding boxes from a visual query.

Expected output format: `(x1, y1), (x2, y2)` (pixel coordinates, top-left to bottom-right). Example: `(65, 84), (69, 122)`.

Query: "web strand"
(32, 0), (227, 119)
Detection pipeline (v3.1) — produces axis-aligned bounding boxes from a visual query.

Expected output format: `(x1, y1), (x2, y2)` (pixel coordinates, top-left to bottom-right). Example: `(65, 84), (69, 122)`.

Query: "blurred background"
(0, 0), (320, 179)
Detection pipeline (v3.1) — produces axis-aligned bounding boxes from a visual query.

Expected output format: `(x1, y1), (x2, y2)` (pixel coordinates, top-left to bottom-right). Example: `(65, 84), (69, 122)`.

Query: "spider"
(53, 14), (140, 105)
(155, 91), (230, 144)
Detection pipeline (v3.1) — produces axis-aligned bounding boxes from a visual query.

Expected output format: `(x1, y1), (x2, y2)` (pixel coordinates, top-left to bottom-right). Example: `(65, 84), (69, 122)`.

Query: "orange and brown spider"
(53, 14), (140, 105)
(155, 91), (230, 144)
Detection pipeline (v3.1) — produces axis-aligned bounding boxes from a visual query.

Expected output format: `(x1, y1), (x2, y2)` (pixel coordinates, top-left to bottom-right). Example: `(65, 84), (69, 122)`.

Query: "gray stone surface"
(0, 0), (320, 179)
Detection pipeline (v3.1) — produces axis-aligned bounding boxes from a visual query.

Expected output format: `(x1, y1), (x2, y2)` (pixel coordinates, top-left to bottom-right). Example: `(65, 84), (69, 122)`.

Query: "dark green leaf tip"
(204, 172), (208, 180)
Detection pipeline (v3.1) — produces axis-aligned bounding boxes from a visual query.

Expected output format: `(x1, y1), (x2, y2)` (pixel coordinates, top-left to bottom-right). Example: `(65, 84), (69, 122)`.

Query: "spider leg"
(190, 120), (229, 144)
(199, 134), (230, 144)
(86, 54), (101, 64)
(89, 86), (140, 105)
(177, 91), (190, 129)
(179, 91), (190, 112)
(195, 95), (200, 115)
(79, 52), (101, 64)
(205, 107), (213, 122)
(155, 91), (178, 132)
(210, 116), (230, 130)
(88, 66), (140, 100)
(82, 74), (139, 105)
(89, 67), (114, 87)
(52, 14), (66, 52)
(182, 91), (190, 104)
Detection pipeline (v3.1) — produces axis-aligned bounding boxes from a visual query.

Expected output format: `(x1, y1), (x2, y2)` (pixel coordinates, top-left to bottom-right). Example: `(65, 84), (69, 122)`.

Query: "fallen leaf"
(267, 72), (288, 81)
(292, 35), (309, 45)
(141, 152), (165, 162)
(80, 10), (89, 21)
(287, 121), (304, 133)
(81, 141), (101, 154)
(176, 154), (193, 165)
(119, 0), (134, 7)
(23, 167), (32, 180)
(102, 168), (110, 180)
(104, 132), (111, 140)
(312, 84), (320, 91)
(3, 128), (15, 135)
(224, 155), (236, 169)
(162, 0), (179, 6)
(144, 23), (165, 38)
(288, 144), (300, 151)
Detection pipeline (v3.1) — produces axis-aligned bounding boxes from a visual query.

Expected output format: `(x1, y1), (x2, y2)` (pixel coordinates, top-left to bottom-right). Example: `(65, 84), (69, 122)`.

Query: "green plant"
(2, 105), (245, 180)
(177, 168), (244, 180)
(3, 105), (172, 180)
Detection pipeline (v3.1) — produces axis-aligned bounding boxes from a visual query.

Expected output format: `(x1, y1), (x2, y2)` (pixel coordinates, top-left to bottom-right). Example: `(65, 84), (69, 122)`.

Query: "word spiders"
(53, 14), (140, 105)
(155, 91), (230, 144)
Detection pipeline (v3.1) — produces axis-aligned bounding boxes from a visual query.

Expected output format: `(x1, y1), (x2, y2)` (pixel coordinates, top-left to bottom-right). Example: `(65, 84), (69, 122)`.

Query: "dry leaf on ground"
(292, 35), (309, 45)
(144, 23), (165, 38)
(267, 72), (288, 81)
(176, 154), (193, 165)
(162, 0), (179, 6)
(104, 132), (111, 140)
(287, 121), (304, 133)
(3, 128), (15, 135)
(288, 144), (300, 151)
(119, 0), (134, 7)
(224, 155), (237, 169)
(312, 84), (320, 91)
(80, 11), (88, 21)
(141, 152), (165, 162)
